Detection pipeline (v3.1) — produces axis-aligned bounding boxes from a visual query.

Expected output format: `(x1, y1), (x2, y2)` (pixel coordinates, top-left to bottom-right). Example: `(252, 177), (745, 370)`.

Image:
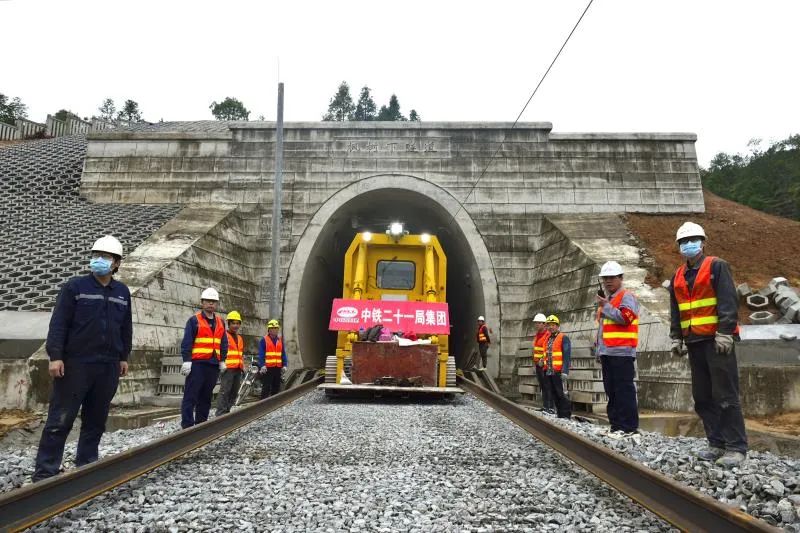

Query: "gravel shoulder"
(3, 391), (798, 531)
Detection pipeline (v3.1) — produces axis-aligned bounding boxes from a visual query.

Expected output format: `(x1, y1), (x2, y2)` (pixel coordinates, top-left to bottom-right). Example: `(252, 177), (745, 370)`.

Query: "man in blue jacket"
(180, 287), (228, 428)
(33, 236), (132, 482)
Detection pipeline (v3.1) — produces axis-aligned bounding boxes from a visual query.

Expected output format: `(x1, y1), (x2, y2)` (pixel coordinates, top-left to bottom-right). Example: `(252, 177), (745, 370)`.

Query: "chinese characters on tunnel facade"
(329, 298), (450, 335)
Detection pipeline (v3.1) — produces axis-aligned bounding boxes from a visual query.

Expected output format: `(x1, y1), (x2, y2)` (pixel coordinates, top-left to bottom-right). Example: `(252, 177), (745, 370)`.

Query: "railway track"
(0, 377), (778, 532)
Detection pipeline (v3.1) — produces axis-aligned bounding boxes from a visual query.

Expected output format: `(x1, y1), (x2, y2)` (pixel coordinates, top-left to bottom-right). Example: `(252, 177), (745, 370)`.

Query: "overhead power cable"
(452, 0), (595, 221)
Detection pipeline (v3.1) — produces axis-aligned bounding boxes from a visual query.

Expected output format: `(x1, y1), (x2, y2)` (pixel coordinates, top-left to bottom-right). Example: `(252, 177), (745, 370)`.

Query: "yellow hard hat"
(267, 319), (280, 329)
(227, 310), (242, 322)
(546, 314), (560, 324)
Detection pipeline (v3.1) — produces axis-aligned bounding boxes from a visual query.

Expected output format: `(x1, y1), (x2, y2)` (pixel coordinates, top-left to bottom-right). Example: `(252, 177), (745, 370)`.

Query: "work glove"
(259, 366), (268, 375)
(219, 361), (227, 372)
(670, 339), (687, 358)
(560, 373), (569, 395)
(714, 333), (735, 355)
(180, 362), (192, 376)
(281, 367), (287, 378)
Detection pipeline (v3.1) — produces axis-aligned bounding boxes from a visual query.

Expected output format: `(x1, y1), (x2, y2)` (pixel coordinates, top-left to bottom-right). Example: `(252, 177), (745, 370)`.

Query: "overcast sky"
(2, 0), (798, 165)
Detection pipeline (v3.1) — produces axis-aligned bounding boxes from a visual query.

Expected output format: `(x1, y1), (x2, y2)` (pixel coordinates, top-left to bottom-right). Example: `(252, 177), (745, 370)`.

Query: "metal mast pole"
(269, 82), (284, 319)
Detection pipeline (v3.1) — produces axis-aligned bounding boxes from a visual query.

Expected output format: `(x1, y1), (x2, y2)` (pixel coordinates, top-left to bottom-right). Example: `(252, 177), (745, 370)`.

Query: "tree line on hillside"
(702, 135), (800, 221)
(3, 85), (419, 127)
(323, 82), (419, 122)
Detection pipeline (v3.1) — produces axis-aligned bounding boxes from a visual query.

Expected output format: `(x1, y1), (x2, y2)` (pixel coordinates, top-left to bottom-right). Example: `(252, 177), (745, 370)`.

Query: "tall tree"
(409, 109), (420, 121)
(117, 99), (143, 122)
(352, 86), (377, 121)
(376, 94), (406, 121)
(209, 97), (251, 120)
(54, 109), (75, 122)
(0, 93), (28, 125)
(323, 82), (355, 121)
(98, 98), (116, 121)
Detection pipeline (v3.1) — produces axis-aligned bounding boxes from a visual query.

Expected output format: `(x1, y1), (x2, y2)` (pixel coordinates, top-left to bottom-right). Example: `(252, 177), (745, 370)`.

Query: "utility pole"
(269, 83), (284, 319)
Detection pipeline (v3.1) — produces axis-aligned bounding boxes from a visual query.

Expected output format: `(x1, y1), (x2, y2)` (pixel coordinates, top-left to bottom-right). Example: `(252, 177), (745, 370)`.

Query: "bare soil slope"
(627, 190), (800, 290)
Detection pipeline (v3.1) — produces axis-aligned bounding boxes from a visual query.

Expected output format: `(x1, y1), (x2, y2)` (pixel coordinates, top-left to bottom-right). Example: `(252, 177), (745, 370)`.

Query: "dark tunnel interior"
(297, 188), (486, 369)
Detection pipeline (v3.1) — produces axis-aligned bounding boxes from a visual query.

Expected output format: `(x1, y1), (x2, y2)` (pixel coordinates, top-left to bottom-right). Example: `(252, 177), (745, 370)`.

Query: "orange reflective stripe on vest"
(191, 312), (224, 361)
(477, 325), (488, 343)
(264, 335), (283, 368)
(599, 290), (639, 348)
(225, 332), (244, 370)
(542, 332), (564, 372)
(673, 256), (725, 337)
(532, 331), (548, 363)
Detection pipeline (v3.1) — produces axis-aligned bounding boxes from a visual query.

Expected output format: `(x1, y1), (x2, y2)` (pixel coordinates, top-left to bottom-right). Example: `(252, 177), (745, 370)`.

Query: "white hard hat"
(91, 235), (123, 258)
(675, 222), (706, 242)
(533, 313), (547, 323)
(201, 287), (220, 301)
(599, 261), (624, 277)
(477, 316), (485, 321)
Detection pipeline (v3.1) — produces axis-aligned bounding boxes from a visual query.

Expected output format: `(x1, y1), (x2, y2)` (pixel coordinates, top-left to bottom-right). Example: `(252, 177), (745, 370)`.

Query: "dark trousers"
(535, 365), (553, 409)
(478, 343), (489, 368)
(600, 355), (639, 433)
(688, 339), (747, 453)
(260, 367), (282, 399)
(181, 362), (219, 429)
(544, 372), (571, 418)
(34, 361), (120, 481)
(215, 369), (243, 415)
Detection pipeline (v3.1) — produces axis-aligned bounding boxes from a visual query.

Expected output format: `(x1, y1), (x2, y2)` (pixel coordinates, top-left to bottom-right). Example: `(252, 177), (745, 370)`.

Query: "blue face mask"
(89, 257), (113, 276)
(679, 240), (702, 259)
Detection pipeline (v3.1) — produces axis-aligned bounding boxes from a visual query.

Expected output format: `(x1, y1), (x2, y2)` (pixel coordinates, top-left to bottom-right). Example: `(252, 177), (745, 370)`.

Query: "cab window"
(377, 261), (415, 290)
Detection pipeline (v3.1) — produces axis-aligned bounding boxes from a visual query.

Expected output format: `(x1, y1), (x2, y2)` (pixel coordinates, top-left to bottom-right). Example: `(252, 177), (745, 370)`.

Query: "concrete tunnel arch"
(282, 174), (501, 376)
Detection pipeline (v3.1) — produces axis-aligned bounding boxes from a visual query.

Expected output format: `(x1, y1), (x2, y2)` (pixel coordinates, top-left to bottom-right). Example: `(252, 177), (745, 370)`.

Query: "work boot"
(716, 451), (746, 468)
(694, 446), (725, 461)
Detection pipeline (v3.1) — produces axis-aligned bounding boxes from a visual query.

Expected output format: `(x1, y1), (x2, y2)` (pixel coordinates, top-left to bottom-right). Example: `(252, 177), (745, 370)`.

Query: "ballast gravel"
(28, 392), (673, 532)
(545, 411), (800, 530)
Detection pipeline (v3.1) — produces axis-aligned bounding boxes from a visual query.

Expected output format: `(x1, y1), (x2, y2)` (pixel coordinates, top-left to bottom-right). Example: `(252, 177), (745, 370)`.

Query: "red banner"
(329, 299), (450, 334)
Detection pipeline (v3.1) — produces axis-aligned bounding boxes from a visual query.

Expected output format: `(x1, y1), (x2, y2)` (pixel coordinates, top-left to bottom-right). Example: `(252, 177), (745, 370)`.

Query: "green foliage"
(209, 97), (250, 121)
(54, 109), (74, 122)
(323, 82), (355, 121)
(0, 93), (28, 125)
(117, 99), (143, 122)
(352, 86), (377, 121)
(98, 98), (116, 121)
(701, 135), (800, 220)
(409, 109), (420, 121)
(322, 83), (419, 122)
(376, 94), (406, 121)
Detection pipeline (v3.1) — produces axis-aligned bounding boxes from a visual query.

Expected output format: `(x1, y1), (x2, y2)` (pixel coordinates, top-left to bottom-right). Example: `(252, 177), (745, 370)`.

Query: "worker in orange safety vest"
(215, 310), (245, 415)
(668, 222), (746, 468)
(531, 313), (554, 412)
(180, 287), (228, 429)
(542, 315), (571, 419)
(595, 261), (640, 437)
(258, 319), (287, 398)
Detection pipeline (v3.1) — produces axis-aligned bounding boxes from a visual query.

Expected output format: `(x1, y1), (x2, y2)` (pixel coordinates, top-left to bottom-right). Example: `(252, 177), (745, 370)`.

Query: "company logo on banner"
(329, 299), (450, 334)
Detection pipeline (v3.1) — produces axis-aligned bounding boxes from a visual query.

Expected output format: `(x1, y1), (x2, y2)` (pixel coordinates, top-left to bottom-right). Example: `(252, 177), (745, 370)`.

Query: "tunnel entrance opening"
(296, 188), (486, 370)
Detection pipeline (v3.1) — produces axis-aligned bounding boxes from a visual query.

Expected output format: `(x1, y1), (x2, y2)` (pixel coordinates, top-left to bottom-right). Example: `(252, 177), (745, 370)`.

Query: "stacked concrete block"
(742, 277), (800, 325)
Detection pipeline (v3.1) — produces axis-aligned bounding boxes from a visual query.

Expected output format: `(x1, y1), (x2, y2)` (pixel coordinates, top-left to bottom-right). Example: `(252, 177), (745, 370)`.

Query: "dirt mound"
(627, 190), (800, 289)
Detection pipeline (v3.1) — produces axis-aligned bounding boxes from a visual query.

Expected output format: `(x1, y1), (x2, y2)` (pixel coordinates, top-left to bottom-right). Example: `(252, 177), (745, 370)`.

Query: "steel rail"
(0, 376), (322, 532)
(458, 376), (777, 533)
